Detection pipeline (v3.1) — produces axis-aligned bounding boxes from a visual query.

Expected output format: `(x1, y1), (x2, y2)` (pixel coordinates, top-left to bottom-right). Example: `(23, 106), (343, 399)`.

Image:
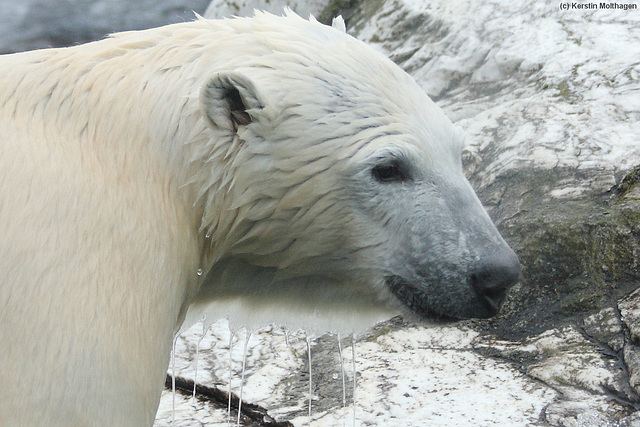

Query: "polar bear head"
(186, 13), (521, 332)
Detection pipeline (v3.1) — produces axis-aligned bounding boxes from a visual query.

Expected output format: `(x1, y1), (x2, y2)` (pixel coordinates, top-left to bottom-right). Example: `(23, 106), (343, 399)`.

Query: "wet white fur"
(0, 11), (464, 425)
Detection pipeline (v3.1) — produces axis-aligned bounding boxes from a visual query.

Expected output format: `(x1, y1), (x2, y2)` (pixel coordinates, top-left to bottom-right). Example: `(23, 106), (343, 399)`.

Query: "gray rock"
(624, 345), (640, 401)
(0, 0), (211, 54)
(622, 290), (640, 399)
(620, 411), (640, 427)
(583, 306), (625, 353)
(621, 289), (640, 345)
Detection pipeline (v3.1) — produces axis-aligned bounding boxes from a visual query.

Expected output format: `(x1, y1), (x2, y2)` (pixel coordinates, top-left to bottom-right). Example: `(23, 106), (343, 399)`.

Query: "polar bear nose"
(469, 252), (522, 316)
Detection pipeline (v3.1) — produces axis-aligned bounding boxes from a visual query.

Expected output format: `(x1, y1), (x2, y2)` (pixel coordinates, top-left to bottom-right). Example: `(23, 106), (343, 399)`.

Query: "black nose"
(470, 251), (522, 316)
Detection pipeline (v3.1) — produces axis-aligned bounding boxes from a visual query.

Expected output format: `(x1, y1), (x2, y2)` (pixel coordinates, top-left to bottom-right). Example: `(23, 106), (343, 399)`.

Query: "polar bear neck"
(0, 24), (218, 425)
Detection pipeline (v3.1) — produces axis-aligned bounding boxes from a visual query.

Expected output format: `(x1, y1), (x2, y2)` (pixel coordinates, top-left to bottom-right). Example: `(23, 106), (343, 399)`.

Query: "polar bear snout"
(469, 250), (522, 317)
(385, 245), (521, 321)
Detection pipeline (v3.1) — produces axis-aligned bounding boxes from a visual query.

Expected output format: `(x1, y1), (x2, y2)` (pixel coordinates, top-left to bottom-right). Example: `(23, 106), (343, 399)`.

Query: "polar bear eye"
(371, 160), (410, 183)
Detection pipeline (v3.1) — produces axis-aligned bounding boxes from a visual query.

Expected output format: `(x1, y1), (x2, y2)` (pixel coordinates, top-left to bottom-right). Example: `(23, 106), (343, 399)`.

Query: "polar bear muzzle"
(346, 149), (522, 322)
(386, 249), (522, 320)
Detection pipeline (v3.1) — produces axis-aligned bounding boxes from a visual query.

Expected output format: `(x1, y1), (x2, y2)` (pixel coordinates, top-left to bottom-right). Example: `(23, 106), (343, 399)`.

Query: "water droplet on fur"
(196, 268), (203, 276)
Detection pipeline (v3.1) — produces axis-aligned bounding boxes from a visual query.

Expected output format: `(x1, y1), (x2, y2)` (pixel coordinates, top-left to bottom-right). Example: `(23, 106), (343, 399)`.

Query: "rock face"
(203, 0), (327, 21)
(0, 0), (211, 54)
(2, 0), (639, 425)
(159, 310), (640, 426)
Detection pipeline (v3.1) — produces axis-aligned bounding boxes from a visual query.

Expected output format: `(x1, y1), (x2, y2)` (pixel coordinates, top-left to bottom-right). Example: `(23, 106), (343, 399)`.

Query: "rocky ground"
(155, 296), (640, 426)
(2, 0), (639, 425)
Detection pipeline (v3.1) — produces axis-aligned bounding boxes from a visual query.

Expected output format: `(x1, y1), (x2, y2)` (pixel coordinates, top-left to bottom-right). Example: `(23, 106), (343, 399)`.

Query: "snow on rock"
(479, 324), (637, 425)
(168, 319), (310, 420)
(327, 324), (554, 427)
(158, 305), (640, 425)
(157, 319), (559, 426)
(155, 390), (228, 426)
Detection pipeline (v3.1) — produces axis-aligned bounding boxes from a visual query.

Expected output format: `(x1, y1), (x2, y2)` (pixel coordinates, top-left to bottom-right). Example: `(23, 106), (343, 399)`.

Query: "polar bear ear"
(200, 72), (266, 132)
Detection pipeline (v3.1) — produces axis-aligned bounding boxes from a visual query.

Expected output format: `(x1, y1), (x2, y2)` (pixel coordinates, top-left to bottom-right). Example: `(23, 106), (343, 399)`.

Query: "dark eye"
(371, 160), (410, 183)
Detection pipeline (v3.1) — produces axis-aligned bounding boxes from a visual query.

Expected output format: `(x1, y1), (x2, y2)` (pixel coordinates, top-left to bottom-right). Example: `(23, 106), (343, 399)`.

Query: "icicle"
(351, 334), (357, 427)
(227, 329), (236, 426)
(236, 330), (252, 427)
(306, 335), (313, 425)
(337, 333), (347, 427)
(192, 318), (208, 405)
(171, 336), (178, 426)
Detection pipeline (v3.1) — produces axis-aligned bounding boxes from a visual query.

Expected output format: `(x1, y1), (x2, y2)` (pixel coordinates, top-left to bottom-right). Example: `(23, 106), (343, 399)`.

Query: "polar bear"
(0, 11), (520, 426)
